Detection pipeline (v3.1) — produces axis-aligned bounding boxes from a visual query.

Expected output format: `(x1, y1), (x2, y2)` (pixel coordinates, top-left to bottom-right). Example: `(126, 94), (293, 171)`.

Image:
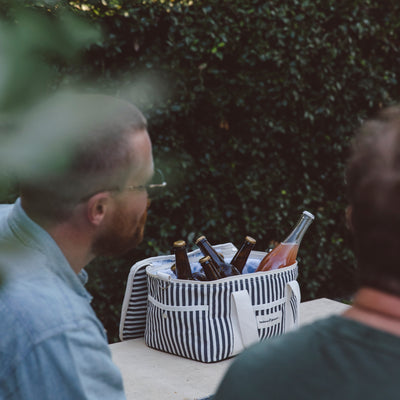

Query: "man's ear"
(86, 193), (111, 226)
(345, 205), (354, 232)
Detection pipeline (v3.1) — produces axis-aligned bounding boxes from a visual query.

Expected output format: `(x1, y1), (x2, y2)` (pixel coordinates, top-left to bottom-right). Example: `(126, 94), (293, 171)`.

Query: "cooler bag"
(119, 243), (300, 363)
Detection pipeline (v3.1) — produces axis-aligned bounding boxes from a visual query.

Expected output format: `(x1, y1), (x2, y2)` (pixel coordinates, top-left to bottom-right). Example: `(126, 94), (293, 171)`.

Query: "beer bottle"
(208, 256), (224, 279)
(199, 256), (221, 281)
(173, 240), (193, 280)
(256, 211), (315, 272)
(230, 236), (257, 273)
(195, 236), (240, 277)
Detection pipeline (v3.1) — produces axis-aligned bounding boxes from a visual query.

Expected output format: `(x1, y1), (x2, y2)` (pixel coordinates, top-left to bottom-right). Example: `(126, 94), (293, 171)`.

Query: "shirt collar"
(7, 198), (92, 302)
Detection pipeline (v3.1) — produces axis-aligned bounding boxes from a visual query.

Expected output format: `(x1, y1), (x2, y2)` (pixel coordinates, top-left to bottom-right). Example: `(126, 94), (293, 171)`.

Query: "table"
(110, 298), (350, 400)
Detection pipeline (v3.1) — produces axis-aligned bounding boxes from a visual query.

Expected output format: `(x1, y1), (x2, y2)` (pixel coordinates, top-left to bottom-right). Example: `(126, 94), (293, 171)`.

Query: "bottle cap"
(302, 211), (315, 220)
(195, 236), (206, 244)
(173, 240), (186, 247)
(199, 255), (211, 264)
(245, 236), (256, 244)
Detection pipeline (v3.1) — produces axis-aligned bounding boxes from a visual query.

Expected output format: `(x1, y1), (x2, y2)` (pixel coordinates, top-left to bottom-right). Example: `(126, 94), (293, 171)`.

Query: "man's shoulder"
(0, 269), (98, 347)
(0, 273), (104, 377)
(0, 203), (13, 232)
(214, 318), (342, 400)
(0, 203), (13, 214)
(241, 317), (330, 364)
(215, 316), (400, 400)
(0, 279), (122, 400)
(231, 318), (348, 379)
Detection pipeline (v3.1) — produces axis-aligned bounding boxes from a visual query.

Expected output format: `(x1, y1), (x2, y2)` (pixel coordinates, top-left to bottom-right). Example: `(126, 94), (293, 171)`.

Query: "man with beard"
(0, 93), (160, 399)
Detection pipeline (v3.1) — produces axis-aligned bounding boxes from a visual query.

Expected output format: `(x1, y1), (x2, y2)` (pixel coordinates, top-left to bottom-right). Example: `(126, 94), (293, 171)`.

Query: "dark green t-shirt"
(214, 315), (400, 400)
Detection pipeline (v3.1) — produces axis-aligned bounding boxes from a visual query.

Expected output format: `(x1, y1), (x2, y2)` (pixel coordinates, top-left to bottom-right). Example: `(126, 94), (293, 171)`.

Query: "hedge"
(2, 0), (400, 342)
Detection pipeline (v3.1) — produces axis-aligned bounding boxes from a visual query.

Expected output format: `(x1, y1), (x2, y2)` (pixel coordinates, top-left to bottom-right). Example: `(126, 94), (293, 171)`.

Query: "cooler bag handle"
(231, 290), (259, 354)
(285, 280), (301, 331)
(231, 279), (300, 355)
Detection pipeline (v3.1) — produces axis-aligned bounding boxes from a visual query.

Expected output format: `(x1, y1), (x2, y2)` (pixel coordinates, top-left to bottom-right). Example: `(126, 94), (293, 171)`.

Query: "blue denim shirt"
(0, 199), (126, 399)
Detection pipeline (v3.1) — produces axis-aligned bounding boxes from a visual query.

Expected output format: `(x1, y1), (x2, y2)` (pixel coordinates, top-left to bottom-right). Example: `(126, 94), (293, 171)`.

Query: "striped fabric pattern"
(119, 263), (149, 341)
(119, 243), (238, 342)
(145, 263), (298, 363)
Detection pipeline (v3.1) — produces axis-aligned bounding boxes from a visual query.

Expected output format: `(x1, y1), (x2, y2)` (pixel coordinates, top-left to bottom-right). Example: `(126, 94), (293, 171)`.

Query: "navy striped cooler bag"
(119, 242), (300, 363)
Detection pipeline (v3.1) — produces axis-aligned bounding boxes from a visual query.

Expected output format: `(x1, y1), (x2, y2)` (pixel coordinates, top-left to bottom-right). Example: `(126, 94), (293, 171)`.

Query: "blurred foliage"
(0, 0), (100, 115)
(0, 0), (100, 292)
(2, 0), (400, 343)
(0, 0), (100, 192)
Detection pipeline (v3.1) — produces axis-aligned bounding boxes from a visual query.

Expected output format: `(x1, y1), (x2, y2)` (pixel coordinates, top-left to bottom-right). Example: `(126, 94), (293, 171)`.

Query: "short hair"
(18, 92), (148, 222)
(345, 106), (400, 295)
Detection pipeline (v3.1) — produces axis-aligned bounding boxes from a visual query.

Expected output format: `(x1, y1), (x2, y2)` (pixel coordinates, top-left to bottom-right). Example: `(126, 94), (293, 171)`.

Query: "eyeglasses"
(79, 168), (167, 202)
(123, 168), (167, 198)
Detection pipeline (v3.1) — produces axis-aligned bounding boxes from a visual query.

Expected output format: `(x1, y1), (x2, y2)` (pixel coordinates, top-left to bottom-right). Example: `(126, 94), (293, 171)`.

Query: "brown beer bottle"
(195, 236), (240, 277)
(199, 256), (221, 281)
(173, 240), (193, 280)
(256, 211), (315, 272)
(208, 257), (224, 279)
(230, 236), (257, 273)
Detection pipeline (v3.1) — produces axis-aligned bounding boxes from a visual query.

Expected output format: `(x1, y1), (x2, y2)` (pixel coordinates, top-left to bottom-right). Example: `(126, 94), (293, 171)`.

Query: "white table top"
(110, 298), (350, 400)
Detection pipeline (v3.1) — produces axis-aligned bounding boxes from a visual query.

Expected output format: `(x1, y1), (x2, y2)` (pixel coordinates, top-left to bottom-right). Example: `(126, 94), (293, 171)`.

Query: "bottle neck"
(283, 213), (314, 245)
(198, 239), (223, 264)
